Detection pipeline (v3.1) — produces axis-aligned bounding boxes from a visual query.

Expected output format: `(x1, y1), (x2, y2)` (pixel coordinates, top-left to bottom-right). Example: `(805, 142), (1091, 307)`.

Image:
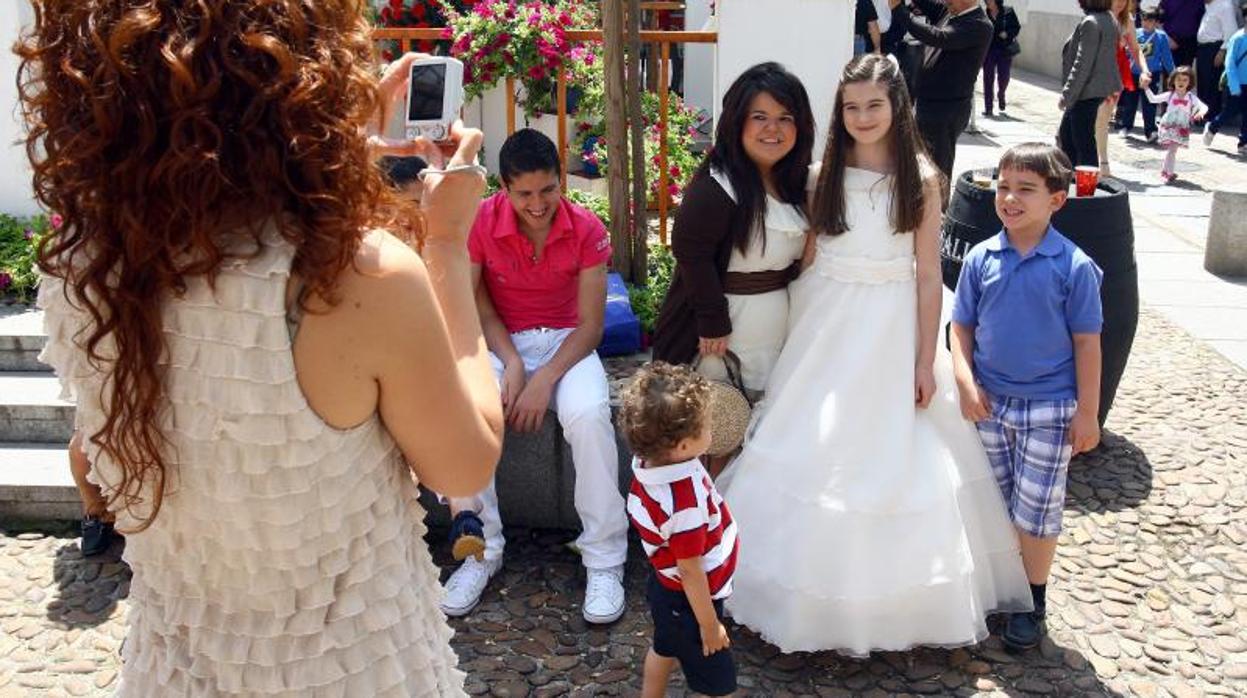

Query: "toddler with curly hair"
(619, 362), (739, 698)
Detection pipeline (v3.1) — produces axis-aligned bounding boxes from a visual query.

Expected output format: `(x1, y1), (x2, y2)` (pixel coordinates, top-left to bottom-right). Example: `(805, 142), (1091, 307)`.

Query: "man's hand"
(1070, 407), (1100, 455)
(500, 360), (526, 418)
(1138, 72), (1152, 89)
(889, 0), (903, 9)
(700, 621), (731, 656)
(955, 377), (991, 422)
(508, 370), (556, 433)
(1058, 97), (1066, 111)
(698, 335), (730, 357)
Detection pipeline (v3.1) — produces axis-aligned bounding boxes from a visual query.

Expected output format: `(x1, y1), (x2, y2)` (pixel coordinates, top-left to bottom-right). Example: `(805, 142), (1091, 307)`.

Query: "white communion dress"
(718, 167), (1033, 655)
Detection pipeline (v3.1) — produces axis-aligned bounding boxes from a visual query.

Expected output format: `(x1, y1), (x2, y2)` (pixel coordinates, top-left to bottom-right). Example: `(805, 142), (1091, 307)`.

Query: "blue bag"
(597, 272), (642, 357)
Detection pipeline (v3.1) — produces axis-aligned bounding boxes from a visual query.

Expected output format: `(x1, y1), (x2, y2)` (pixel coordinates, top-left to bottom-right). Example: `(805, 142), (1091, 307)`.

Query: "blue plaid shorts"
(975, 395), (1077, 538)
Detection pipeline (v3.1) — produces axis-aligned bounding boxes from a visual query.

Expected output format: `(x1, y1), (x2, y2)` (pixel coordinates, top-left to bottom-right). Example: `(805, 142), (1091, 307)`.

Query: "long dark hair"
(700, 62), (815, 254)
(811, 54), (932, 236)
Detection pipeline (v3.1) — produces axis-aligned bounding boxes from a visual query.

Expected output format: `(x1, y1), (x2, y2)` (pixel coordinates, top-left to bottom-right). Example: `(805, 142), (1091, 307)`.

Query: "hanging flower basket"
(440, 0), (601, 118)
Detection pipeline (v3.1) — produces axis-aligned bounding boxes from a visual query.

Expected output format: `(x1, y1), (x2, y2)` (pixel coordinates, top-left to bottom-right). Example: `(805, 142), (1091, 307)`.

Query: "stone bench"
(1205, 186), (1247, 278)
(417, 354), (647, 530)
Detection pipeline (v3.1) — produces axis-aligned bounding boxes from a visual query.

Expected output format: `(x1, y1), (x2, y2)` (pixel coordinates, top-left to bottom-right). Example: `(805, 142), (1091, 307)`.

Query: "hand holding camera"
(371, 53), (483, 245)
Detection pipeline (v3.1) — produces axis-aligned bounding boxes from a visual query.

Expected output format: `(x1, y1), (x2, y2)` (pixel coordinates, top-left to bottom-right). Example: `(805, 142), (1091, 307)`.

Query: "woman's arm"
(371, 126), (504, 497)
(1062, 18), (1102, 107)
(1124, 26), (1152, 87)
(671, 175), (737, 349)
(913, 176), (943, 408)
(1005, 8), (1021, 42)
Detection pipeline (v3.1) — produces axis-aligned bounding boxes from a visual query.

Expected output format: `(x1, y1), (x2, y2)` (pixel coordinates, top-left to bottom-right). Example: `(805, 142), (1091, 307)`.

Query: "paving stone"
(5, 307), (1247, 694)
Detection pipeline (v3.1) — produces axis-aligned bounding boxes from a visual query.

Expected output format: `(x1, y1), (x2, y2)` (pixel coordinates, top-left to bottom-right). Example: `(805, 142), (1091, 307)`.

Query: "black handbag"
(1005, 40), (1022, 57)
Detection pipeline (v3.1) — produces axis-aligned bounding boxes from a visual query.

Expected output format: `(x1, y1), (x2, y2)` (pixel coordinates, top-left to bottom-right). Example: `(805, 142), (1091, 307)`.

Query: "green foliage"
(564, 188), (610, 229)
(627, 240), (675, 336)
(0, 214), (51, 304)
(441, 0), (600, 118)
(575, 91), (705, 202)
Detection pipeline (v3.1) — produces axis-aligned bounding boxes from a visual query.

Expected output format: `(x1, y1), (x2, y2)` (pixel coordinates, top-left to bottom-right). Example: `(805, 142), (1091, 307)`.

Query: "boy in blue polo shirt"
(950, 142), (1103, 653)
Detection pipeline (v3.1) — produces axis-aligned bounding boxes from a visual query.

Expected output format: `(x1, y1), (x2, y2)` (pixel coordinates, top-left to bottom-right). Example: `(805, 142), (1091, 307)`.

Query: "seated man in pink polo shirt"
(441, 129), (629, 623)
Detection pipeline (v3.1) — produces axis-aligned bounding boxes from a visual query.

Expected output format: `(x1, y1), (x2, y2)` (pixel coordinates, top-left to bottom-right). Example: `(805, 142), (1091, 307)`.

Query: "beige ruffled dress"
(39, 230), (466, 697)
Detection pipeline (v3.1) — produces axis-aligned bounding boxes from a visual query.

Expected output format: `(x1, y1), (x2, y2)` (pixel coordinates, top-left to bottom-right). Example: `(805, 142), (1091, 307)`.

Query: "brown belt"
(722, 262), (801, 295)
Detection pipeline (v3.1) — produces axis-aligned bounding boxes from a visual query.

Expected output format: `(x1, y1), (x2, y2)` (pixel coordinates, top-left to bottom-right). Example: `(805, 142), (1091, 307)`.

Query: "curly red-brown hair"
(16, 0), (400, 530)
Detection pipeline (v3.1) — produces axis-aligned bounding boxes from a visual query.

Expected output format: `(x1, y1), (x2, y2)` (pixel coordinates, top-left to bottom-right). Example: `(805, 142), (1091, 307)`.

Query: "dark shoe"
(80, 516), (117, 557)
(448, 511), (486, 562)
(1003, 608), (1046, 652)
(982, 110), (993, 118)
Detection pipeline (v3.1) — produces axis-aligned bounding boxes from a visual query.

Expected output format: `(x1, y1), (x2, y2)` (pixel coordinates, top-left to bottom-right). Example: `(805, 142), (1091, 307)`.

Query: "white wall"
(716, 0), (854, 159)
(1, 1), (38, 216)
(1009, 0), (1083, 80)
(683, 1), (716, 119)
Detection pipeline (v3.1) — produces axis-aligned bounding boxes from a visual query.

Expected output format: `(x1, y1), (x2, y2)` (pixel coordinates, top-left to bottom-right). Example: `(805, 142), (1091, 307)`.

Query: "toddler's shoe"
(448, 510), (486, 562)
(582, 564), (626, 624)
(80, 516), (118, 557)
(1003, 607), (1046, 652)
(1202, 123), (1215, 146)
(441, 555), (501, 617)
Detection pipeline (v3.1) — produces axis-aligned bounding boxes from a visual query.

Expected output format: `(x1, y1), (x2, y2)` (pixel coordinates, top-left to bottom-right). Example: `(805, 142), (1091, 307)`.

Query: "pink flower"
(528, 12), (541, 26)
(0, 272), (10, 291)
(528, 65), (545, 80)
(558, 11), (572, 25)
(23, 228), (34, 240)
(50, 213), (63, 229)
(584, 52), (596, 66)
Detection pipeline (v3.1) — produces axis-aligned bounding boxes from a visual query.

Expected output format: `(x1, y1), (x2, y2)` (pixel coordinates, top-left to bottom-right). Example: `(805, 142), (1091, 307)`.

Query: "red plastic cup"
(1075, 166), (1099, 197)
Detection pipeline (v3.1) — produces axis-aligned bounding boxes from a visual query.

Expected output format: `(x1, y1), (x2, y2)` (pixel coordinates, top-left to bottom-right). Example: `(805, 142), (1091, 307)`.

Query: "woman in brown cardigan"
(652, 63), (816, 400)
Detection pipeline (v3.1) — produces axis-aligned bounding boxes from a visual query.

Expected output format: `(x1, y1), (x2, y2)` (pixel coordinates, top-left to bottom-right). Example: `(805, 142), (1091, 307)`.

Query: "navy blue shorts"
(647, 573), (736, 697)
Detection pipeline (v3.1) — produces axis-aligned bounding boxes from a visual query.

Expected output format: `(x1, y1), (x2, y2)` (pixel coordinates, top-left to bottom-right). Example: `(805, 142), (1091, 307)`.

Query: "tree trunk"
(601, 0), (633, 280)
(627, 0), (649, 284)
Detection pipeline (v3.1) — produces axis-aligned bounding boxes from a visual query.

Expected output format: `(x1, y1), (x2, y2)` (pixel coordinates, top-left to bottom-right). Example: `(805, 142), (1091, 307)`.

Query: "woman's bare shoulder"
(330, 229), (436, 339)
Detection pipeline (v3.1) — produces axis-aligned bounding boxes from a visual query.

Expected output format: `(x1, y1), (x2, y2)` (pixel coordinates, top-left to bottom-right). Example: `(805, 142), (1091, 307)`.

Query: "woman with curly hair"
(16, 1), (503, 695)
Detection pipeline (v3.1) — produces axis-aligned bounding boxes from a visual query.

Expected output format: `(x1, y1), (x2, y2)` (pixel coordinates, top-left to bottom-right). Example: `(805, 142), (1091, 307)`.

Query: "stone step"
(0, 372), (74, 444)
(0, 442), (79, 520)
(0, 306), (47, 371)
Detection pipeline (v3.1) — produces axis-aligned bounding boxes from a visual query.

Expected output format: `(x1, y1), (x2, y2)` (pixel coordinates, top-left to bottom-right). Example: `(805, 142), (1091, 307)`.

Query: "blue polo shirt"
(952, 226), (1104, 401)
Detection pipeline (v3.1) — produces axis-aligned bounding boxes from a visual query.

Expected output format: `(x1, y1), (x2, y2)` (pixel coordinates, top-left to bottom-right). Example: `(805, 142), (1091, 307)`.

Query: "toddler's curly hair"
(618, 362), (711, 461)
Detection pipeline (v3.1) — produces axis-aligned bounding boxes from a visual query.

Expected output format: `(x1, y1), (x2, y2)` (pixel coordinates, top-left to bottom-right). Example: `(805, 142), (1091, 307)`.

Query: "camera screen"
(408, 64), (446, 121)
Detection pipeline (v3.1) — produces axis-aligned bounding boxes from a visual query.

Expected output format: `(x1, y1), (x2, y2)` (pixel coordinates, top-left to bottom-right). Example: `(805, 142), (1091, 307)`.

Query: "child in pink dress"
(1146, 66), (1208, 182)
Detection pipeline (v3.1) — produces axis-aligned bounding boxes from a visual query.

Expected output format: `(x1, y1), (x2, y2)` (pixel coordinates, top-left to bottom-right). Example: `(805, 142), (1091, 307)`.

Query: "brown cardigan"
(651, 172), (748, 365)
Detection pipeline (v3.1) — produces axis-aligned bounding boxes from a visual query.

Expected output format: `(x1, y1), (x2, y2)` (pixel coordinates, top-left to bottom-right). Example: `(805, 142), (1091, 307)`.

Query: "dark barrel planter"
(940, 170), (1139, 426)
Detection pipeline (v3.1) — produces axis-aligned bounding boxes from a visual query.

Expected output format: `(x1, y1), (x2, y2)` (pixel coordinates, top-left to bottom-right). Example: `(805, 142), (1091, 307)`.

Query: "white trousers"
(448, 328), (629, 569)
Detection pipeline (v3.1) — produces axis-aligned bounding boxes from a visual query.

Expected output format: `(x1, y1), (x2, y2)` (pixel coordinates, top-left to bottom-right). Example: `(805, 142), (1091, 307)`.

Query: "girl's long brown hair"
(810, 54), (933, 236)
(16, 0), (398, 530)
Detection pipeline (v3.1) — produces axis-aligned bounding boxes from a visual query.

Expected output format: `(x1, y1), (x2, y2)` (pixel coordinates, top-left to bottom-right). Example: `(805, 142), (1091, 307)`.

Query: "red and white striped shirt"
(627, 457), (738, 600)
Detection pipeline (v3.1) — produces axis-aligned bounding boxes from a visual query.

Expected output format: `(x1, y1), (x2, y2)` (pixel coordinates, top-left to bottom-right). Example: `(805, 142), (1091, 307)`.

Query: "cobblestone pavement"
(2, 307), (1246, 697)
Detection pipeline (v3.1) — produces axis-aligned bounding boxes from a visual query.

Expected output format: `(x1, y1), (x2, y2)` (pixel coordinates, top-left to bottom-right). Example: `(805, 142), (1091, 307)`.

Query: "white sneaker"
(582, 565), (626, 624)
(1202, 123), (1215, 146)
(441, 556), (501, 617)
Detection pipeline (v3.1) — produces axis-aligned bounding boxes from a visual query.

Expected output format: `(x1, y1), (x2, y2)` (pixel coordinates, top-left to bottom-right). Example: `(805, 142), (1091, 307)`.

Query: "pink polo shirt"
(468, 192), (612, 333)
